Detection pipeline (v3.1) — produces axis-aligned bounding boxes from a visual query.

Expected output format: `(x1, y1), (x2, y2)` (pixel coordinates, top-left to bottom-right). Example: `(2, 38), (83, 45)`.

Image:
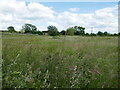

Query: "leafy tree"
(20, 29), (25, 33)
(47, 25), (59, 36)
(60, 30), (66, 35)
(103, 31), (109, 36)
(37, 31), (43, 35)
(119, 32), (120, 36)
(22, 24), (37, 33)
(113, 33), (118, 36)
(7, 26), (16, 32)
(85, 33), (90, 36)
(91, 33), (97, 36)
(74, 26), (85, 35)
(97, 31), (104, 36)
(66, 27), (75, 35)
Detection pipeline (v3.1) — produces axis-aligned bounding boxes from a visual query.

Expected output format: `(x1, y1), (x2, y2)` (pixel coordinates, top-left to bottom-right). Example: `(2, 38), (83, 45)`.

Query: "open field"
(2, 33), (118, 88)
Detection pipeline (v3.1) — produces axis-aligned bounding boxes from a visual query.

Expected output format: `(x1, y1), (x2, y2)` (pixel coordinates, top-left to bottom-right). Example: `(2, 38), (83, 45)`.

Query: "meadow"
(2, 32), (118, 88)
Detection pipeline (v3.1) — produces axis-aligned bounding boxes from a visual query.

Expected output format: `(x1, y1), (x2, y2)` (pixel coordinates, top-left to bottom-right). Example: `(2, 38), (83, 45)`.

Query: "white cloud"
(54, 6), (118, 33)
(0, 0), (118, 33)
(69, 8), (80, 12)
(0, 0), (55, 30)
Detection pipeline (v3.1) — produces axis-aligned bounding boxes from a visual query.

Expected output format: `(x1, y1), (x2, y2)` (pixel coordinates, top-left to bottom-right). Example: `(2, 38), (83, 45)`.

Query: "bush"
(47, 25), (59, 36)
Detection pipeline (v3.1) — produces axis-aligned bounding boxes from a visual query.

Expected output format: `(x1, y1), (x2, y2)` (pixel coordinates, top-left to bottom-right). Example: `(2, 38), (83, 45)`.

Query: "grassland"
(2, 32), (118, 88)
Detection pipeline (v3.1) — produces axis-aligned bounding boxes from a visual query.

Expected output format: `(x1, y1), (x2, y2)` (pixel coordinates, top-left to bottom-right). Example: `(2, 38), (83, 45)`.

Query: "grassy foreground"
(2, 33), (118, 88)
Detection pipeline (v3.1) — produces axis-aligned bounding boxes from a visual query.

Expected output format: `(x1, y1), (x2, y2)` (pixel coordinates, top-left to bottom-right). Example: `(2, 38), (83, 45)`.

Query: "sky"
(0, 0), (119, 33)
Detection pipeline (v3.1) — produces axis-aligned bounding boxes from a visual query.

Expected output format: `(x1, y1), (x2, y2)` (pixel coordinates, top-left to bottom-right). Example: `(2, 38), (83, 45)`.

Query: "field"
(2, 33), (118, 88)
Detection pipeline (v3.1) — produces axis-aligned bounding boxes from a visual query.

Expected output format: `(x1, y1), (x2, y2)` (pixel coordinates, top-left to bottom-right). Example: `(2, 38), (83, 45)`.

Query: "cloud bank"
(0, 0), (118, 33)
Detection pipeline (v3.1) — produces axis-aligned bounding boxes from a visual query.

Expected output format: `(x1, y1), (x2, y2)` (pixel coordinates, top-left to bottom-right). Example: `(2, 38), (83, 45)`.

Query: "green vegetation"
(22, 24), (37, 33)
(66, 27), (75, 36)
(47, 25), (59, 36)
(5, 24), (119, 36)
(2, 32), (118, 88)
(74, 26), (85, 35)
(20, 24), (43, 35)
(7, 26), (16, 33)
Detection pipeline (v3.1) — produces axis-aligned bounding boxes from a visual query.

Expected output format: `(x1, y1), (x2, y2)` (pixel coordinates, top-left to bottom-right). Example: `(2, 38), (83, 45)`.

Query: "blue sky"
(0, 0), (118, 33)
(39, 2), (118, 13)
(25, 2), (118, 13)
(17, 0), (119, 2)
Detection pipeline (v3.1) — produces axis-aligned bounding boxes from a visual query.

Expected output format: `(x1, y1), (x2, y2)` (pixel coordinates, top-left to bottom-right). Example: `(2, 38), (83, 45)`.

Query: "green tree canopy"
(60, 30), (66, 35)
(103, 31), (109, 36)
(97, 31), (104, 36)
(22, 24), (37, 33)
(7, 26), (16, 32)
(47, 25), (59, 36)
(74, 26), (85, 35)
(66, 27), (75, 35)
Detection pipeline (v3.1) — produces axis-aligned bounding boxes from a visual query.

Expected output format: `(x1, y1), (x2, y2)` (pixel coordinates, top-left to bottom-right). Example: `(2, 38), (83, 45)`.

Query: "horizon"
(0, 0), (118, 33)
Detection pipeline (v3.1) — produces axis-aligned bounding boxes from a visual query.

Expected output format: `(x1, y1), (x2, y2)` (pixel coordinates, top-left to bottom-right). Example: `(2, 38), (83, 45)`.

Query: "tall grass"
(0, 32), (2, 89)
(2, 33), (118, 88)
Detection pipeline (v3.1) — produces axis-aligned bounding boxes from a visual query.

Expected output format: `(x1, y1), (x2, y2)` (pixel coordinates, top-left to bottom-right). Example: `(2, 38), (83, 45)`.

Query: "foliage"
(7, 26), (16, 32)
(66, 26), (85, 36)
(91, 33), (97, 36)
(113, 33), (118, 36)
(66, 27), (75, 35)
(74, 26), (85, 35)
(20, 29), (25, 33)
(2, 33), (118, 88)
(47, 25), (59, 36)
(60, 30), (66, 35)
(96, 31), (117, 36)
(85, 33), (90, 36)
(5, 24), (119, 36)
(6, 24), (118, 36)
(22, 24), (37, 33)
(103, 31), (109, 36)
(37, 31), (43, 35)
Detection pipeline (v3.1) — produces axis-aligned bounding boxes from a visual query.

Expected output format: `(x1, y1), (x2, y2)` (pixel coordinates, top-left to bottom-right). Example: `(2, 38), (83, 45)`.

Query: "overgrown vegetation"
(5, 24), (119, 36)
(7, 26), (16, 33)
(2, 33), (118, 88)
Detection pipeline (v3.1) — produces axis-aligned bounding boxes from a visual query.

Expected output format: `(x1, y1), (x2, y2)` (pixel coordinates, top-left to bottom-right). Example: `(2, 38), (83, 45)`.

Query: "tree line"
(6, 23), (119, 36)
